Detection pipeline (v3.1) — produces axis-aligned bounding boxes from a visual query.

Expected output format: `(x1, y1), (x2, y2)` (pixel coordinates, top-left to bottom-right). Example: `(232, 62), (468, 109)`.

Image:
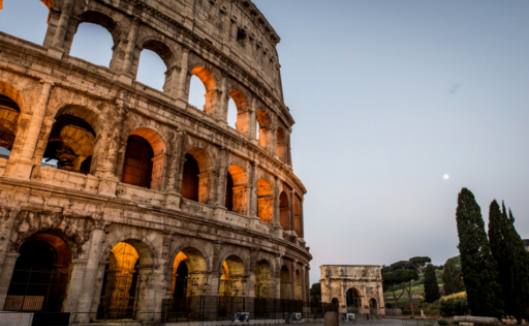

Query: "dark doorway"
(4, 234), (71, 312)
(346, 288), (361, 313)
(122, 135), (154, 188)
(181, 154), (199, 201)
(225, 172), (234, 210)
(173, 262), (189, 313)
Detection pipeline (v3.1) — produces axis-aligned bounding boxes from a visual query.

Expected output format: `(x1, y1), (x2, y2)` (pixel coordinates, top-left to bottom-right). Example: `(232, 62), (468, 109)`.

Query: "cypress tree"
(455, 188), (503, 317)
(423, 264), (440, 303)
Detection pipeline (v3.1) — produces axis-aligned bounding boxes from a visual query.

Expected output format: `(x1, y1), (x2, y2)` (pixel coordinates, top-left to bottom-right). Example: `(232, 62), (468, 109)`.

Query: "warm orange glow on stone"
(257, 178), (273, 223)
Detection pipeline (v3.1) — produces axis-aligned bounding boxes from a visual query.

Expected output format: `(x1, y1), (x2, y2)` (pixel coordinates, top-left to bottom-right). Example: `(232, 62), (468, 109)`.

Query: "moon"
(443, 173), (450, 181)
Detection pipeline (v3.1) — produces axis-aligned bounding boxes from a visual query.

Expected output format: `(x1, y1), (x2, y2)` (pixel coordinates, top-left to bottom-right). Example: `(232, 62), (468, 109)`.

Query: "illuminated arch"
(227, 88), (249, 135)
(188, 66), (217, 114)
(181, 148), (209, 203)
(225, 164), (247, 213)
(256, 178), (273, 223)
(136, 40), (174, 91)
(279, 191), (290, 230)
(256, 108), (272, 149)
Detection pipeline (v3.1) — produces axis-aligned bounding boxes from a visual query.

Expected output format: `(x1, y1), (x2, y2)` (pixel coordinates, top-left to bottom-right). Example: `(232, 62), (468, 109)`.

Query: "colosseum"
(0, 0), (310, 324)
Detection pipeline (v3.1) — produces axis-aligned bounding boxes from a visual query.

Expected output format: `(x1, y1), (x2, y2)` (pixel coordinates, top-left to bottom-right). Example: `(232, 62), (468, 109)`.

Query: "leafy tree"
(456, 188), (503, 317)
(442, 256), (465, 295)
(410, 256), (432, 273)
(488, 201), (529, 320)
(423, 264), (440, 303)
(309, 282), (322, 307)
(382, 258), (422, 316)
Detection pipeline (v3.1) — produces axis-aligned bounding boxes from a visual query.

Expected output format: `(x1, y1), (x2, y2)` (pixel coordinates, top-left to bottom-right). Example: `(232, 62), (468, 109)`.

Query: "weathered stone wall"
(0, 0), (309, 324)
(320, 265), (385, 316)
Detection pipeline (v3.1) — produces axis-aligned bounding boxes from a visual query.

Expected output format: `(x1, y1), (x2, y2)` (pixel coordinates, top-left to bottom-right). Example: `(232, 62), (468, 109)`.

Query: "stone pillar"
(119, 19), (139, 76)
(170, 131), (186, 195)
(215, 150), (229, 208)
(247, 162), (257, 217)
(4, 81), (52, 180)
(64, 260), (87, 315)
(217, 77), (228, 123)
(249, 98), (257, 142)
(177, 49), (190, 101)
(136, 267), (156, 322)
(0, 252), (18, 309)
(163, 65), (181, 98)
(44, 0), (74, 51)
(272, 177), (280, 228)
(74, 228), (105, 323)
(270, 115), (278, 155)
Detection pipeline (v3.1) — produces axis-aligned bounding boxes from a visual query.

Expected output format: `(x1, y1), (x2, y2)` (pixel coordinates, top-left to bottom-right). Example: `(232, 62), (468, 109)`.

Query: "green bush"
(440, 298), (468, 316)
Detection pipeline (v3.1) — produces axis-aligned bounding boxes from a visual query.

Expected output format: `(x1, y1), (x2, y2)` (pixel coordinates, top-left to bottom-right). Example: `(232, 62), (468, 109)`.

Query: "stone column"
(272, 177), (280, 228)
(217, 77), (228, 123)
(163, 65), (181, 98)
(177, 49), (190, 101)
(215, 150), (229, 208)
(119, 19), (139, 76)
(136, 267), (156, 323)
(247, 162), (257, 217)
(249, 98), (257, 142)
(0, 252), (18, 309)
(44, 0), (74, 52)
(64, 260), (87, 316)
(270, 115), (278, 155)
(4, 81), (52, 180)
(74, 228), (105, 323)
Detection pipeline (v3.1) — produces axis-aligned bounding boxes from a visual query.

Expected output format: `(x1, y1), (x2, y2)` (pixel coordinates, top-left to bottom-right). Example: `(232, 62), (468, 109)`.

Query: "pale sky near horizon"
(1, 0), (529, 284)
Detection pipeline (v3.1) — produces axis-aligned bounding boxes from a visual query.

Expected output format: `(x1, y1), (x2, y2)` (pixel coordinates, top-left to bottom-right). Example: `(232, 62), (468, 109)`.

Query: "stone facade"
(320, 265), (385, 316)
(0, 0), (310, 324)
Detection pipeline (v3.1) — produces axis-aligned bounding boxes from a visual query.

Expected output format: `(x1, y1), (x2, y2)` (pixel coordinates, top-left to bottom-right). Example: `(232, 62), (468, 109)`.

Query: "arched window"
(294, 269), (302, 300)
(0, 94), (20, 157)
(218, 255), (246, 317)
(346, 288), (361, 313)
(181, 153), (199, 201)
(121, 128), (165, 190)
(227, 89), (249, 135)
(136, 49), (167, 91)
(225, 165), (247, 213)
(254, 260), (273, 299)
(42, 109), (97, 174)
(0, 0), (49, 45)
(279, 191), (290, 230)
(188, 66), (216, 113)
(98, 240), (153, 320)
(171, 248), (207, 318)
(293, 196), (303, 237)
(280, 265), (291, 300)
(276, 127), (288, 162)
(69, 12), (116, 67)
(4, 233), (71, 312)
(256, 109), (271, 149)
(256, 178), (273, 223)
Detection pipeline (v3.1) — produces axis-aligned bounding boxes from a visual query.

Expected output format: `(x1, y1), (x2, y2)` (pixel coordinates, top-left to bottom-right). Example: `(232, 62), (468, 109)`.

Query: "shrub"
(440, 298), (468, 317)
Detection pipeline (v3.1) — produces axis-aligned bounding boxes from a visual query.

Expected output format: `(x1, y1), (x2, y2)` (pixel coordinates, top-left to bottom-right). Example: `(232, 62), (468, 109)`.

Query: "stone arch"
(369, 298), (378, 313)
(227, 88), (249, 135)
(41, 105), (99, 174)
(135, 39), (175, 92)
(170, 247), (207, 315)
(219, 255), (246, 297)
(345, 288), (361, 313)
(256, 108), (272, 149)
(97, 239), (154, 320)
(279, 191), (290, 230)
(0, 92), (21, 157)
(4, 231), (72, 312)
(188, 66), (217, 114)
(292, 195), (303, 237)
(256, 178), (273, 223)
(181, 148), (209, 203)
(254, 259), (273, 299)
(68, 11), (118, 67)
(122, 128), (166, 190)
(280, 265), (292, 300)
(276, 127), (288, 162)
(225, 164), (247, 214)
(294, 269), (302, 300)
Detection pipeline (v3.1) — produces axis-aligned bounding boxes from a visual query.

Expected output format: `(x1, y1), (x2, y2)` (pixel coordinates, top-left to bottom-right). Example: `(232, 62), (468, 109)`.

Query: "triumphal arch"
(0, 0), (310, 324)
(320, 265), (385, 317)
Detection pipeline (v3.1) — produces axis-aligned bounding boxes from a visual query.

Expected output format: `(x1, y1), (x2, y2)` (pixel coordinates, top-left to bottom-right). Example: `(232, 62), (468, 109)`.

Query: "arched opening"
(294, 269), (302, 300)
(345, 288), (361, 313)
(256, 109), (271, 149)
(42, 109), (96, 174)
(181, 149), (208, 203)
(170, 248), (207, 319)
(218, 255), (246, 317)
(276, 127), (288, 162)
(122, 128), (166, 190)
(181, 154), (199, 201)
(256, 178), (273, 224)
(369, 298), (378, 315)
(188, 66), (216, 114)
(0, 94), (20, 157)
(280, 265), (291, 301)
(69, 12), (115, 67)
(122, 136), (153, 188)
(0, 0), (50, 45)
(279, 191), (289, 230)
(4, 233), (71, 312)
(254, 260), (273, 318)
(293, 196), (303, 237)
(225, 165), (247, 214)
(136, 40), (173, 91)
(97, 240), (152, 320)
(228, 89), (249, 135)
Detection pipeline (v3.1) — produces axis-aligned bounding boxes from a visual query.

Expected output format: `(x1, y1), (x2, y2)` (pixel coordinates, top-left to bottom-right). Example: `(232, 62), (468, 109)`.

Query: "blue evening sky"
(1, 1), (528, 283)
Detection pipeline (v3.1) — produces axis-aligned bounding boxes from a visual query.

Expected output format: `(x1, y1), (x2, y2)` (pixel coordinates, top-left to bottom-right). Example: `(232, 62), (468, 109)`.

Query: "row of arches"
(0, 87), (303, 235)
(4, 231), (305, 320)
(0, 1), (290, 162)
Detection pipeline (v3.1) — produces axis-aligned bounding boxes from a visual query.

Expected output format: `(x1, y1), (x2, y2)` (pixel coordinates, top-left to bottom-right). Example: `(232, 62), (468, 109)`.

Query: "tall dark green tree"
(442, 256), (465, 295)
(488, 201), (529, 320)
(455, 188), (503, 317)
(423, 264), (440, 303)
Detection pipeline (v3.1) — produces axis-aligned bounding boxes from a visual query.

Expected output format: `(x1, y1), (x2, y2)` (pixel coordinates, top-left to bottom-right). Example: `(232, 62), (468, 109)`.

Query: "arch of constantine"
(0, 0), (310, 324)
(320, 265), (385, 317)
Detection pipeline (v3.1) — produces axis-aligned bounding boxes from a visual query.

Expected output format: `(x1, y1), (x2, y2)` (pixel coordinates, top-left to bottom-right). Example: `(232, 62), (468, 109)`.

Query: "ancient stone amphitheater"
(0, 0), (309, 324)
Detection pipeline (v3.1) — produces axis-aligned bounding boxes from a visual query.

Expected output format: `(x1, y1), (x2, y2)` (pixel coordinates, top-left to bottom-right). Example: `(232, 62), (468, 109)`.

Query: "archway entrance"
(369, 298), (378, 315)
(346, 288), (361, 313)
(4, 233), (71, 312)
